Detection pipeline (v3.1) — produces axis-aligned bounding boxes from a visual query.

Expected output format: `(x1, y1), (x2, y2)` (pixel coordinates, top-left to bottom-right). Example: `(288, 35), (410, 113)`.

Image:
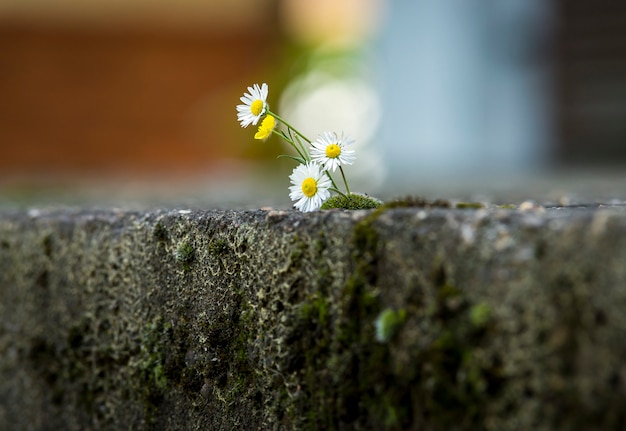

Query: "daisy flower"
(236, 83), (269, 128)
(254, 115), (276, 141)
(288, 162), (332, 212)
(310, 131), (356, 172)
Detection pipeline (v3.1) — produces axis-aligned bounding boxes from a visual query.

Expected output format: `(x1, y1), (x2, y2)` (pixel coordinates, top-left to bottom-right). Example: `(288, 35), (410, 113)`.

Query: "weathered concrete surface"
(1, 204), (626, 430)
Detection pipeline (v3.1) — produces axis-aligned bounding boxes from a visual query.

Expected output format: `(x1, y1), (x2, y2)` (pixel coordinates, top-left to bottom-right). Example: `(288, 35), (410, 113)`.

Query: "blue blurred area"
(375, 0), (555, 185)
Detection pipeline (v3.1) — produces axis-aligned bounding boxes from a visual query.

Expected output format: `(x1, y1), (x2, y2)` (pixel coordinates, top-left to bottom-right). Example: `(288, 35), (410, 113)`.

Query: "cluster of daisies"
(237, 83), (356, 212)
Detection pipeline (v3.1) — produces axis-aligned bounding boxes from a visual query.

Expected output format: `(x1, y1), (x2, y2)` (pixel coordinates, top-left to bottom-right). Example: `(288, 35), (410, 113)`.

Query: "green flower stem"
(325, 171), (347, 198)
(273, 129), (306, 162)
(329, 187), (348, 199)
(277, 154), (306, 164)
(269, 111), (311, 144)
(325, 171), (338, 189)
(292, 134), (311, 163)
(339, 166), (351, 195)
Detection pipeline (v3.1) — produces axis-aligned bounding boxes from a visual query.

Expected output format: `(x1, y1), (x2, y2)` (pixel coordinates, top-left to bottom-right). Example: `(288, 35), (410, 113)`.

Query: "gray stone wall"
(1, 205), (626, 430)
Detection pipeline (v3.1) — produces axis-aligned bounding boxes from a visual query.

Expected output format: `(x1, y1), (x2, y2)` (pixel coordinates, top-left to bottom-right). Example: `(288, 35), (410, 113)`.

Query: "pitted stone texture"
(1, 206), (626, 430)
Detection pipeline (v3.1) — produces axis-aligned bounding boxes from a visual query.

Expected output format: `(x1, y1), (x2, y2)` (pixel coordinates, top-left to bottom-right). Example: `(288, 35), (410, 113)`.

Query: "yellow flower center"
(325, 143), (341, 159)
(250, 99), (264, 116)
(301, 177), (317, 198)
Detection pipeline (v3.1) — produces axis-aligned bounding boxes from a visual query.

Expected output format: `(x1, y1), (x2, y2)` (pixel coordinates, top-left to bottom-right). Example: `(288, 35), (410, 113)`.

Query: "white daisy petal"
(236, 83), (269, 128)
(288, 162), (331, 212)
(309, 131), (356, 172)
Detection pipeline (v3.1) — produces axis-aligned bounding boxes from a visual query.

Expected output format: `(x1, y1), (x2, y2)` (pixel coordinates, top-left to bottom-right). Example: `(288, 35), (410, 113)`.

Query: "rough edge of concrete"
(1, 205), (626, 430)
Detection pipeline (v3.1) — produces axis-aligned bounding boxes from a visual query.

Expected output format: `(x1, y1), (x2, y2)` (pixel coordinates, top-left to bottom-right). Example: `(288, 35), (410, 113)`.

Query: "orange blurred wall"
(0, 0), (281, 177)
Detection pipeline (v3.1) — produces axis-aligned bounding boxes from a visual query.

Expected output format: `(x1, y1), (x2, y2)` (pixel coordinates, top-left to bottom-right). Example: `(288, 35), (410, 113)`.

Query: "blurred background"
(0, 0), (625, 207)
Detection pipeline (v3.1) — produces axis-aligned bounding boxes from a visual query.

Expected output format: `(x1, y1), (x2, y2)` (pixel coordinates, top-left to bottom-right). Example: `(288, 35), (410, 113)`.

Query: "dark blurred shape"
(0, 1), (281, 179)
(556, 1), (626, 167)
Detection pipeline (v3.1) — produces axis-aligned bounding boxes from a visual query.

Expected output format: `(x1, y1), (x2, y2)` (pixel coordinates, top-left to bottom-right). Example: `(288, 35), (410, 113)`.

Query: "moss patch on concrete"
(321, 193), (383, 210)
(2, 206), (626, 430)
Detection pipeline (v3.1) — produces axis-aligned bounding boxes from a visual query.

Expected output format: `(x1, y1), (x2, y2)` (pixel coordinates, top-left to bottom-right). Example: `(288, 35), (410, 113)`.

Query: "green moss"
(298, 295), (330, 327)
(152, 222), (168, 242)
(26, 317), (129, 425)
(381, 196), (487, 210)
(289, 237), (309, 268)
(194, 291), (260, 417)
(352, 212), (382, 264)
(288, 206), (391, 428)
(241, 201), (504, 429)
(469, 303), (492, 328)
(175, 242), (195, 270)
(321, 193), (382, 210)
(322, 205), (502, 428)
(313, 232), (327, 255)
(135, 318), (174, 422)
(208, 238), (229, 256)
(374, 308), (406, 343)
(383, 195), (451, 209)
(137, 319), (171, 387)
(413, 285), (504, 428)
(438, 283), (462, 301)
(455, 202), (485, 209)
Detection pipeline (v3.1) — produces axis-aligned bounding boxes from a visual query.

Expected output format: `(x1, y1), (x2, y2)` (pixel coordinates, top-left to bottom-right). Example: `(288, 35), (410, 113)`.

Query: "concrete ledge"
(1, 205), (626, 430)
